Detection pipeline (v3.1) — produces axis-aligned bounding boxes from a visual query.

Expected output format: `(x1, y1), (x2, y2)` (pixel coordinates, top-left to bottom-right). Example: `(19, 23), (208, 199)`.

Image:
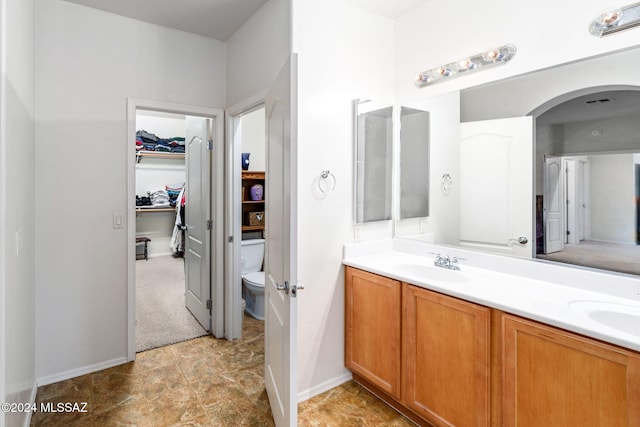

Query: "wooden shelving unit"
(242, 171), (265, 232)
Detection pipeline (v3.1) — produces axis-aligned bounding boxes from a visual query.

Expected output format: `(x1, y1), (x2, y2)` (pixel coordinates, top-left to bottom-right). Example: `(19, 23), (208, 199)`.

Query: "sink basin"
(394, 264), (469, 283)
(569, 301), (640, 337)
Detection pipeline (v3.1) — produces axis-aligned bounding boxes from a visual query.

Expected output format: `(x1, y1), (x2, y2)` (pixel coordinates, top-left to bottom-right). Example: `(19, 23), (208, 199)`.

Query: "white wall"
(240, 107), (266, 171)
(1, 0), (36, 425)
(226, 0), (291, 107)
(35, 0), (226, 383)
(292, 0), (394, 400)
(589, 154), (635, 244)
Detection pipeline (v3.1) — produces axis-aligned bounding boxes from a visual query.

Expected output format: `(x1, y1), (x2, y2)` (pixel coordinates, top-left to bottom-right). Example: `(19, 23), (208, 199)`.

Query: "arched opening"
(531, 87), (640, 274)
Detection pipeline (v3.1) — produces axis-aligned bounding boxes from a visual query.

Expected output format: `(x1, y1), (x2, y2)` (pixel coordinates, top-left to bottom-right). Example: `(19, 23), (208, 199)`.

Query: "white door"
(184, 116), (211, 331)
(459, 117), (533, 258)
(264, 55), (298, 427)
(543, 156), (564, 254)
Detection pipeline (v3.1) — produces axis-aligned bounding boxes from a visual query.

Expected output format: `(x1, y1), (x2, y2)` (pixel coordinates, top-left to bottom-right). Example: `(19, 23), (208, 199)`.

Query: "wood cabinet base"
(352, 373), (434, 427)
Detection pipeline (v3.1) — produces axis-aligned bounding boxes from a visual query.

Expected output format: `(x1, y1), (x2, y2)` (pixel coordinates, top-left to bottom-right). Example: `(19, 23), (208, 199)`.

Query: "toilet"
(241, 238), (265, 320)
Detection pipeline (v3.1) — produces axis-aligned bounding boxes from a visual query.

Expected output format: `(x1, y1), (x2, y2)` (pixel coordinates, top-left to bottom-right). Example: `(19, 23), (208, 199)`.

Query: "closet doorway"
(126, 99), (225, 360)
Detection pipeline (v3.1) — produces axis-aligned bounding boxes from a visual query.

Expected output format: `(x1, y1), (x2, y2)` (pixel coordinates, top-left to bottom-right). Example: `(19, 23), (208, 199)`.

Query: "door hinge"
(207, 140), (213, 150)
(228, 236), (233, 243)
(206, 300), (212, 310)
(207, 220), (213, 230)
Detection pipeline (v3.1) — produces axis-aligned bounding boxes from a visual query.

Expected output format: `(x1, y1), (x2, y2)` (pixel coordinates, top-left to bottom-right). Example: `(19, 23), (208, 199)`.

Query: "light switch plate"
(113, 212), (124, 229)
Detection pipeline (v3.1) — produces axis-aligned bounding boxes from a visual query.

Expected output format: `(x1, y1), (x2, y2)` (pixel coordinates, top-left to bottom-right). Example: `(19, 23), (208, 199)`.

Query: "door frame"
(126, 98), (224, 361)
(224, 91), (267, 340)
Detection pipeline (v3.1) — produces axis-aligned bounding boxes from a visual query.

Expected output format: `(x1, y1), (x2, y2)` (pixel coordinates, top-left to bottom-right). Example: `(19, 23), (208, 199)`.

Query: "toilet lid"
(243, 271), (265, 287)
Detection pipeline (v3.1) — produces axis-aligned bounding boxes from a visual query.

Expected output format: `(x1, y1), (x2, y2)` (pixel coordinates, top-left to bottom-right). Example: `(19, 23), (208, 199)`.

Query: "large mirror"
(395, 46), (640, 275)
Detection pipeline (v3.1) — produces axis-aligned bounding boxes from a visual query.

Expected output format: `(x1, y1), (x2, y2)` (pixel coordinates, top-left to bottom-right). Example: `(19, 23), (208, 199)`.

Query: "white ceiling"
(63, 0), (269, 41)
(344, 0), (431, 19)
(64, 0), (431, 41)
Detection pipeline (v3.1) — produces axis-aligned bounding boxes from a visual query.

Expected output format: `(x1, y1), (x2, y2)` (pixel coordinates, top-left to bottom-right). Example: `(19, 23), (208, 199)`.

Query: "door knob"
(509, 236), (528, 245)
(274, 281), (304, 297)
(275, 281), (289, 294)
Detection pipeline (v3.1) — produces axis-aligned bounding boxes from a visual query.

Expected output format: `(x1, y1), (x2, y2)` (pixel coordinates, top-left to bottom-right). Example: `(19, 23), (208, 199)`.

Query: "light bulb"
(600, 9), (622, 26)
(482, 49), (501, 62)
(436, 66), (453, 77)
(456, 58), (473, 71)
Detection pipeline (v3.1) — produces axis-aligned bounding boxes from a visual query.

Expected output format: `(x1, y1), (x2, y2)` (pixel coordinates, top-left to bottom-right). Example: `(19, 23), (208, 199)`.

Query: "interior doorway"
(126, 99), (224, 361)
(225, 101), (266, 340)
(134, 110), (206, 352)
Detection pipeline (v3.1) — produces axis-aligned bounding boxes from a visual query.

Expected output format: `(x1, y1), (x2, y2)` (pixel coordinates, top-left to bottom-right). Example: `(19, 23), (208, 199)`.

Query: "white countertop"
(343, 239), (640, 352)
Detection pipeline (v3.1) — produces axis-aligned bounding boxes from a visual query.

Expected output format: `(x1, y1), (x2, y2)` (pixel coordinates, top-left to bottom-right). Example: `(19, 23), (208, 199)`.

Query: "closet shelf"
(136, 207), (175, 213)
(242, 225), (265, 232)
(136, 151), (185, 163)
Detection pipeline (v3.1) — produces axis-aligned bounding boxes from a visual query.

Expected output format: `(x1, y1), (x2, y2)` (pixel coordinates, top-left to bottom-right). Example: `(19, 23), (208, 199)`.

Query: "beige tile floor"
(30, 315), (414, 426)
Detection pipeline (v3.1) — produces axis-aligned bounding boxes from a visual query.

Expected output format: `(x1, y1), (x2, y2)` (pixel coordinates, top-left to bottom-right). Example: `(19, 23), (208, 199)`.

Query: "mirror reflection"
(399, 107), (430, 219)
(395, 47), (640, 275)
(354, 100), (393, 224)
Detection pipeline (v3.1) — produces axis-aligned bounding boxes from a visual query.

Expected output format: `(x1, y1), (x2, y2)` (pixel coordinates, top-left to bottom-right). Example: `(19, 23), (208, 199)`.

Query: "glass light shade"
(590, 2), (640, 37)
(456, 58), (475, 71)
(415, 44), (516, 88)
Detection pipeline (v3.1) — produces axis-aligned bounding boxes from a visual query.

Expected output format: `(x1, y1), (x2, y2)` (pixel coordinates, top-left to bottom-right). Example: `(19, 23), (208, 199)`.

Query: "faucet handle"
(449, 256), (465, 270)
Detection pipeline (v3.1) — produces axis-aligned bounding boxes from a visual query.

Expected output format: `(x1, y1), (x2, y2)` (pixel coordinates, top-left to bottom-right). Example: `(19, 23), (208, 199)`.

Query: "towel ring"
(318, 170), (336, 194)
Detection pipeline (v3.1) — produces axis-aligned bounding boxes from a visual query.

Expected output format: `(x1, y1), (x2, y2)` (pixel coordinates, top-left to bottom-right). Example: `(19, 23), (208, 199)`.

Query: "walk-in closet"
(134, 110), (206, 352)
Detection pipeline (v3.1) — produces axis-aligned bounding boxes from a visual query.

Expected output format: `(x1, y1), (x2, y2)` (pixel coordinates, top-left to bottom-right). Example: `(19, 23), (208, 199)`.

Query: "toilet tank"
(240, 239), (265, 274)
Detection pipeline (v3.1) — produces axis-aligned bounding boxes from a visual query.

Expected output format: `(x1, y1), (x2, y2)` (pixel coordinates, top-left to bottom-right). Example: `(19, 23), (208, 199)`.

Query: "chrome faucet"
(433, 254), (462, 271)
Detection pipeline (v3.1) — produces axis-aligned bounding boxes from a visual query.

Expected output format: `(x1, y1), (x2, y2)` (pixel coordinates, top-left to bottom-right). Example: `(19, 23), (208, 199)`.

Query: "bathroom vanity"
(343, 240), (640, 427)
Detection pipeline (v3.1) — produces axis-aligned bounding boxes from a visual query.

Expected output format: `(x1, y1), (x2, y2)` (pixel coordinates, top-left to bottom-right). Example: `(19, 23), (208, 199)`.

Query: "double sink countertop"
(343, 238), (640, 352)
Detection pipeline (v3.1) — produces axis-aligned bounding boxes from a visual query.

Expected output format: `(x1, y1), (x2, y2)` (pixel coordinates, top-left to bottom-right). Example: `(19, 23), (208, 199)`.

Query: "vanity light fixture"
(590, 2), (640, 36)
(415, 44), (516, 88)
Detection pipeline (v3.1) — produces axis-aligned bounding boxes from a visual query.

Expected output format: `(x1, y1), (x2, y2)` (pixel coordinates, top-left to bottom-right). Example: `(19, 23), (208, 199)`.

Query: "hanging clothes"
(170, 186), (186, 256)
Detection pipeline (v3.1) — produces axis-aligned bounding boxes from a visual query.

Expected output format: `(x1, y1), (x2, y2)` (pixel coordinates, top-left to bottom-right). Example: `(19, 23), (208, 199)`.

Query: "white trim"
(297, 372), (352, 403)
(0, 0), (7, 423)
(37, 357), (128, 387)
(23, 383), (37, 427)
(224, 91), (267, 340)
(126, 98), (224, 360)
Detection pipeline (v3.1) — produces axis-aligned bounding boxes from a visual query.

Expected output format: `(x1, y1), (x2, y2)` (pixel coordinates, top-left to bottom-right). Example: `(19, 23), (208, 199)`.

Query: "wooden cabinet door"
(345, 267), (402, 399)
(502, 314), (640, 427)
(403, 284), (491, 427)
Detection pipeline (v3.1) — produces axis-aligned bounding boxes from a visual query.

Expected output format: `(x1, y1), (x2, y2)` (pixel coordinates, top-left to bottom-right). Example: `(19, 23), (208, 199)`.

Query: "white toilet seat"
(243, 271), (265, 288)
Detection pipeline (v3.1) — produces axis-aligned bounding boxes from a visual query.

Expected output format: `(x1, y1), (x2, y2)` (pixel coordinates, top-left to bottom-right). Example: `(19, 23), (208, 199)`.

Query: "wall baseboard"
(297, 372), (352, 403)
(37, 357), (128, 387)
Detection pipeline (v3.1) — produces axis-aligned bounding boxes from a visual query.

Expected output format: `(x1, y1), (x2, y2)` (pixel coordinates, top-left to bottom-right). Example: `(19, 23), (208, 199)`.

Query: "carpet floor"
(136, 255), (207, 352)
(537, 240), (640, 275)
